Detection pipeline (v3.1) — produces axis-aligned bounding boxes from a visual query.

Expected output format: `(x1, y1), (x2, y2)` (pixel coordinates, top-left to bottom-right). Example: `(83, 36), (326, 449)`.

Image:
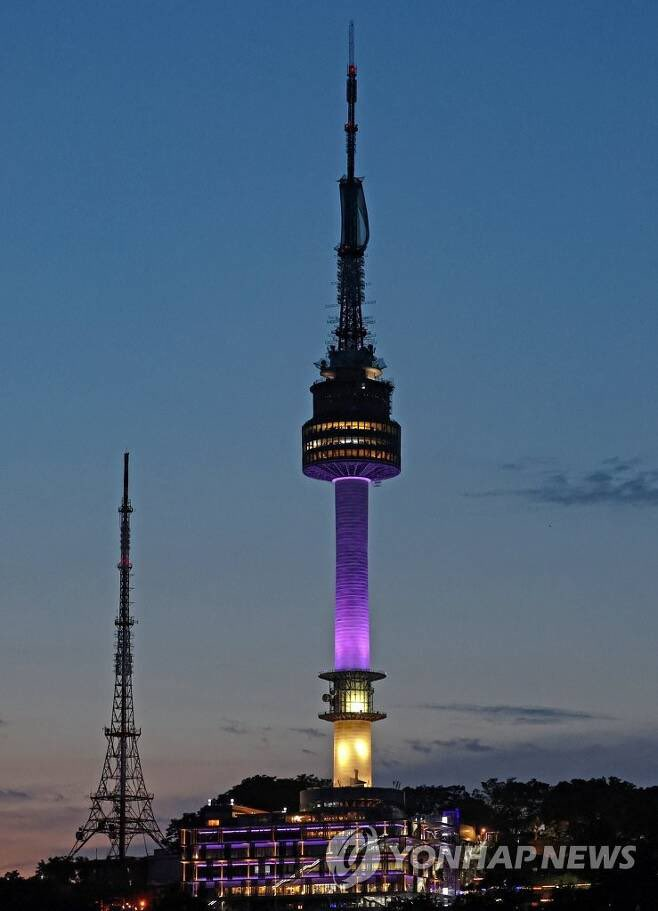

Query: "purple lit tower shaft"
(334, 477), (370, 671)
(330, 476), (378, 787)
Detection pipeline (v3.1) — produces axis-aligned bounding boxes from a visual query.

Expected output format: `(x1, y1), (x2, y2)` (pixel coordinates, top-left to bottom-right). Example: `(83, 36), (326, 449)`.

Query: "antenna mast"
(334, 21), (370, 354)
(71, 453), (165, 861)
(346, 20), (357, 182)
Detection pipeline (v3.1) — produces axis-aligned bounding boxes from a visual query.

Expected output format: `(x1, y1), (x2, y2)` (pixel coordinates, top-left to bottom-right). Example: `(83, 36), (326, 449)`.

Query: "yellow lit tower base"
(319, 670), (386, 787)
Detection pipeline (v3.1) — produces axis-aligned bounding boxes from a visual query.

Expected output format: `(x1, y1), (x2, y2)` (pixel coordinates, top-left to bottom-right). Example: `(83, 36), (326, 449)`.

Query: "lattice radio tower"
(71, 453), (165, 860)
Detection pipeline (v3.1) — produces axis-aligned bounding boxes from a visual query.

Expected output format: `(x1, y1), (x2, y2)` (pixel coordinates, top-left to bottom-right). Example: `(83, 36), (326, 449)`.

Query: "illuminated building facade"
(302, 25), (400, 791)
(180, 796), (459, 901)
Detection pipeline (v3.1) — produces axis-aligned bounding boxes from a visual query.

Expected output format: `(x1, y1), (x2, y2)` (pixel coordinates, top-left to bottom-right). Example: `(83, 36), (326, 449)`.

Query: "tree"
(403, 784), (492, 828)
(388, 892), (446, 911)
(224, 773), (329, 812)
(165, 773), (330, 848)
(541, 777), (638, 843)
(476, 778), (550, 837)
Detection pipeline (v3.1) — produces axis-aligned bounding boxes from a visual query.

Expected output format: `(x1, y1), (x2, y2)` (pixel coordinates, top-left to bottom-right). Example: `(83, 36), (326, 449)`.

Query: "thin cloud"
(219, 720), (273, 737)
(417, 703), (608, 725)
(472, 457), (658, 507)
(500, 457), (558, 472)
(0, 790), (31, 801)
(407, 738), (493, 755)
(390, 731), (658, 789)
(220, 720), (250, 735)
(289, 727), (325, 740)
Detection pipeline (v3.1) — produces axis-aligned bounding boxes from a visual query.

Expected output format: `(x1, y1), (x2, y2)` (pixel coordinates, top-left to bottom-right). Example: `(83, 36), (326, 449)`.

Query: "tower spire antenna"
(122, 450), (129, 509)
(333, 21), (370, 354)
(71, 453), (165, 861)
(346, 20), (357, 182)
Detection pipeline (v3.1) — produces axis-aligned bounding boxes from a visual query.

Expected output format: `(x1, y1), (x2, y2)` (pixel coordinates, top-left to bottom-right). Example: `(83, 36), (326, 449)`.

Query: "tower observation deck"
(302, 24), (401, 790)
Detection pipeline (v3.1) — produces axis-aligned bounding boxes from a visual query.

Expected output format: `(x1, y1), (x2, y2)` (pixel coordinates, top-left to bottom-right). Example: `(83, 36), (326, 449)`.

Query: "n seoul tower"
(302, 24), (401, 788)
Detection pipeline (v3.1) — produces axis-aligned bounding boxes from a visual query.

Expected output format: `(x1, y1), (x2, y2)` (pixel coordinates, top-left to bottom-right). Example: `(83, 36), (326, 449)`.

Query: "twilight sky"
(2, 0), (658, 875)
